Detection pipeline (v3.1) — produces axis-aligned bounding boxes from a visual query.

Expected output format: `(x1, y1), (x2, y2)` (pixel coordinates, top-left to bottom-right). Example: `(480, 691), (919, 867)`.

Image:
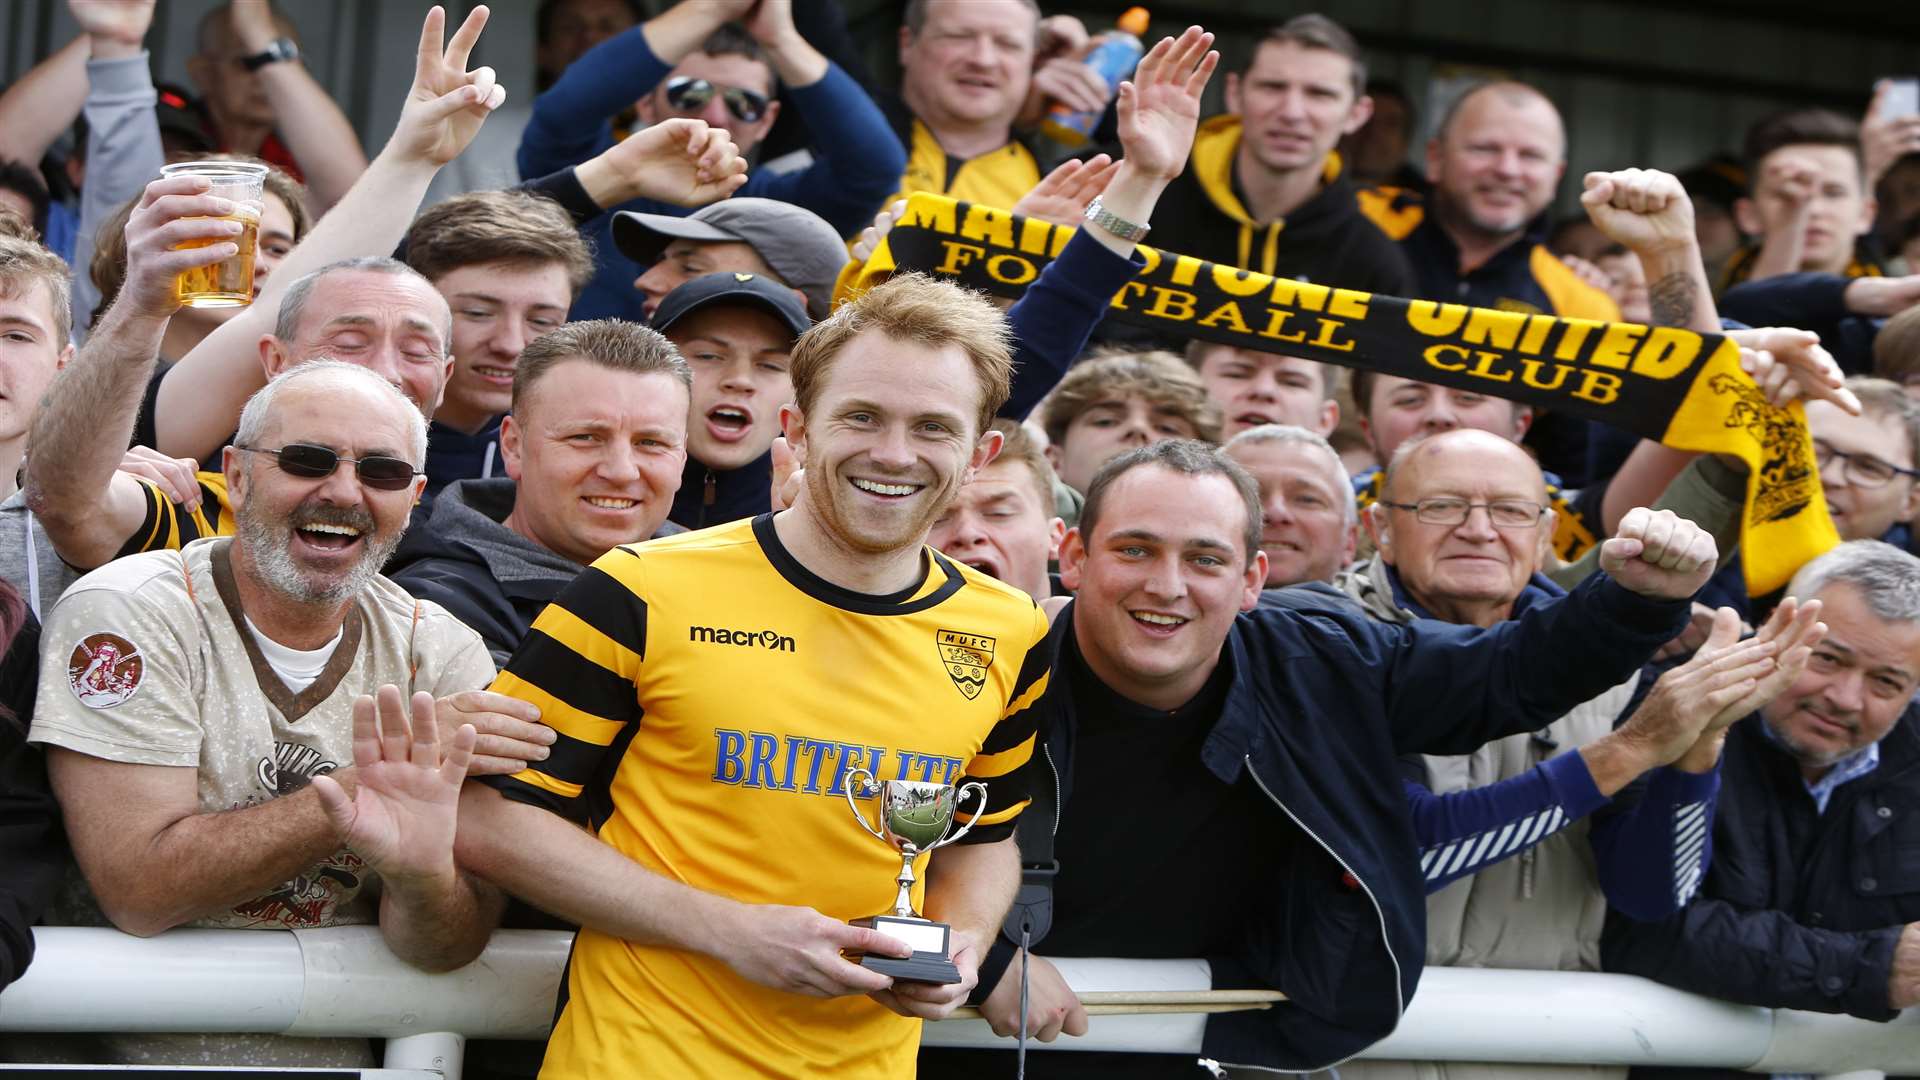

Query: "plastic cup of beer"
(159, 160), (268, 308)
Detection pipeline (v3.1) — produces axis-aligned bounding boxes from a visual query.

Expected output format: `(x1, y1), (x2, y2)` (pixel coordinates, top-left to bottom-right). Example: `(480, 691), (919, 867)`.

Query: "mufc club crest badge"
(937, 629), (995, 700)
(68, 632), (145, 709)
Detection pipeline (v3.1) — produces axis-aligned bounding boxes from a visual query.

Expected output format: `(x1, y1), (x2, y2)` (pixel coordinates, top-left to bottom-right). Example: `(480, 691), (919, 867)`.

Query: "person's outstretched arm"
(223, 0), (368, 210)
(69, 0), (166, 335)
(729, 0), (904, 237)
(0, 36), (87, 170)
(997, 27), (1219, 418)
(152, 5), (510, 464)
(516, 0), (744, 180)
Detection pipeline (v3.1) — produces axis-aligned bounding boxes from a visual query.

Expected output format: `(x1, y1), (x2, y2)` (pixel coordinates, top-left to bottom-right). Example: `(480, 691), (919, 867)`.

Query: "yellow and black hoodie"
(1149, 115), (1417, 296)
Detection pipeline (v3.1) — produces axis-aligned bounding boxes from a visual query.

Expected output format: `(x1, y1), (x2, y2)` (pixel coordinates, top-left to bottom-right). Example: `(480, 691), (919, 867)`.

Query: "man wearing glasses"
(1327, 426), (1796, 1080)
(26, 361), (544, 1067)
(517, 0), (906, 321)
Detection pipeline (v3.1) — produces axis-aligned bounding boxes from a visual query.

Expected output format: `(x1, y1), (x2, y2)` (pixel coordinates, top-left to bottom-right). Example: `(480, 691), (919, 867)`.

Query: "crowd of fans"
(2, 1), (1920, 1078)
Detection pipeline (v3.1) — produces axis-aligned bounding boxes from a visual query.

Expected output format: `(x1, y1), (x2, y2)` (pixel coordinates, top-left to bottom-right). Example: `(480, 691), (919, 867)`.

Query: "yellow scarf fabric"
(841, 194), (1839, 594)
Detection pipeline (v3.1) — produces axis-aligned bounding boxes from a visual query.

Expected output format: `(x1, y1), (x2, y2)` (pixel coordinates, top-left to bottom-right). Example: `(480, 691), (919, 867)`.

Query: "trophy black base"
(850, 915), (963, 985)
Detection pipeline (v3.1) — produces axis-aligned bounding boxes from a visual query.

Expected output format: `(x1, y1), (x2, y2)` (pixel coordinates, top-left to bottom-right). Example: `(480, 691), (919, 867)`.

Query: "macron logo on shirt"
(689, 624), (797, 652)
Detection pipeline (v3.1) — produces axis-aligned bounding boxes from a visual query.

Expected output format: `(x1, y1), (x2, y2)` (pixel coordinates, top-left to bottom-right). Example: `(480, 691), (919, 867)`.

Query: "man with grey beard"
(24, 362), (552, 1069)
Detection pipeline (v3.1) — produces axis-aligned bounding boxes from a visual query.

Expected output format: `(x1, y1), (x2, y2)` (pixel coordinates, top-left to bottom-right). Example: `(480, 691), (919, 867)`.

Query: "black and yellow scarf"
(842, 194), (1840, 593)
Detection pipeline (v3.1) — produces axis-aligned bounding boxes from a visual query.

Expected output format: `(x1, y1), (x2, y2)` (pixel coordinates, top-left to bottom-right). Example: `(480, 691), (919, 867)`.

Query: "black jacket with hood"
(1151, 115), (1417, 296)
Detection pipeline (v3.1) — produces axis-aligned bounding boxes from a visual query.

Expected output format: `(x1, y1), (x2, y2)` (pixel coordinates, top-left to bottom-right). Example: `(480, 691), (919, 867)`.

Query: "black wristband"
(968, 934), (1020, 1007)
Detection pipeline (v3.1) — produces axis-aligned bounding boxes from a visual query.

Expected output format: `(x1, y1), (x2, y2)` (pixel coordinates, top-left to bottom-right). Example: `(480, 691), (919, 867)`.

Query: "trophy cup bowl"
(843, 769), (988, 984)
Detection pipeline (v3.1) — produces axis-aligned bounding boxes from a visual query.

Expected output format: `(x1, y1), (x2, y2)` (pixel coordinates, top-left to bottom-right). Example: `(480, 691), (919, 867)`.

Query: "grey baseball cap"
(613, 198), (847, 320)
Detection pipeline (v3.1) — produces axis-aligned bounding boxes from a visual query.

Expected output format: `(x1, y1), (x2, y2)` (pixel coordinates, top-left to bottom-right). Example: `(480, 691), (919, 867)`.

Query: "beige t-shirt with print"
(23, 537), (495, 1068)
(32, 536), (496, 929)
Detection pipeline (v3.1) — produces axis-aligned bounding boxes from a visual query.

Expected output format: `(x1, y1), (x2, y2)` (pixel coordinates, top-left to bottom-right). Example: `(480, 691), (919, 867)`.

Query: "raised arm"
(154, 5), (509, 463)
(998, 27), (1218, 419)
(729, 0), (903, 236)
(68, 0), (165, 335)
(0, 37), (87, 169)
(24, 174), (241, 569)
(1382, 508), (1709, 755)
(223, 0), (367, 210)
(516, 0), (750, 180)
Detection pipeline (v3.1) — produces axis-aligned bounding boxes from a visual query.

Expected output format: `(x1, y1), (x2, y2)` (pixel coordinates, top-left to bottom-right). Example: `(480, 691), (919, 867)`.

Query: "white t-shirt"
(243, 615), (343, 693)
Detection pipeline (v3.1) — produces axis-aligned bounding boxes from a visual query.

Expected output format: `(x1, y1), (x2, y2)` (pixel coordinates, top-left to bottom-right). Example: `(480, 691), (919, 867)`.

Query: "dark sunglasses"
(663, 76), (770, 123)
(237, 443), (421, 491)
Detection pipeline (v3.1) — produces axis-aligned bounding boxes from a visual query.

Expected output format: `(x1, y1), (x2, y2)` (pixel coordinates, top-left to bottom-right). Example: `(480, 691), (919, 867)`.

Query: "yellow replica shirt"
(486, 515), (1052, 1080)
(885, 116), (1043, 219)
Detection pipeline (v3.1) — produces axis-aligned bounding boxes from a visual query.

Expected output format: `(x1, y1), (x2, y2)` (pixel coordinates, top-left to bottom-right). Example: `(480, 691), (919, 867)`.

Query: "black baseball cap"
(649, 271), (812, 341)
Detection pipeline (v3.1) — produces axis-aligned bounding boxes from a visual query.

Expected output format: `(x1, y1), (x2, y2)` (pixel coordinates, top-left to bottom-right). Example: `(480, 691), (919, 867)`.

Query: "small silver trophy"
(842, 769), (989, 984)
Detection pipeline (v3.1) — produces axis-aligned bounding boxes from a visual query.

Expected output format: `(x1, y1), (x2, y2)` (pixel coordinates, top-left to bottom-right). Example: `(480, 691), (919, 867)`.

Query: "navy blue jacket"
(1036, 576), (1687, 1071)
(517, 27), (905, 322)
(1720, 272), (1881, 377)
(1602, 708), (1920, 1079)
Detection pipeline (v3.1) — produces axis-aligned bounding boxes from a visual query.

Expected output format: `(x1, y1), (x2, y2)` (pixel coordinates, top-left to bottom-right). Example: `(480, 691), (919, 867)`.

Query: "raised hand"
(1115, 26), (1218, 182)
(1598, 507), (1718, 600)
(67, 0), (154, 49)
(849, 200), (908, 264)
(1863, 81), (1920, 191)
(1012, 155), (1121, 227)
(312, 686), (475, 889)
(1728, 326), (1860, 414)
(603, 119), (748, 208)
(387, 6), (506, 169)
(115, 175), (248, 321)
(434, 689), (554, 776)
(1580, 169), (1697, 257)
(227, 0), (280, 52)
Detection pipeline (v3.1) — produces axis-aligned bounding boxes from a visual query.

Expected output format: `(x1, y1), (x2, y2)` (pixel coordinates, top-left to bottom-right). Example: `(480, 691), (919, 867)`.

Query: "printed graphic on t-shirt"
(67, 632), (145, 708)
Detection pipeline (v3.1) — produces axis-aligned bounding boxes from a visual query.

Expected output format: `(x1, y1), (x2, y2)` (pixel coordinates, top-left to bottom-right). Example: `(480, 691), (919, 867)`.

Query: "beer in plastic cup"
(160, 161), (268, 309)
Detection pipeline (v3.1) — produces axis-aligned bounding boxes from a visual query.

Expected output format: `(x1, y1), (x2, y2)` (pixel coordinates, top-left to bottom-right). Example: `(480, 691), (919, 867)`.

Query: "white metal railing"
(3, 927), (1918, 1076)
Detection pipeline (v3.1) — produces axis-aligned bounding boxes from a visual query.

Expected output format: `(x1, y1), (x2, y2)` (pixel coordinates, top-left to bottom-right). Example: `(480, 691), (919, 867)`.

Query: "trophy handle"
(843, 768), (887, 843)
(929, 781), (990, 849)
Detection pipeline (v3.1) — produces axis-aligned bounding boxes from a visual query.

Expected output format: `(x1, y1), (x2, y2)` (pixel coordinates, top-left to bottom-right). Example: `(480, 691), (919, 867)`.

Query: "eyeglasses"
(663, 76), (770, 123)
(1377, 496), (1549, 529)
(1814, 440), (1920, 489)
(236, 443), (421, 491)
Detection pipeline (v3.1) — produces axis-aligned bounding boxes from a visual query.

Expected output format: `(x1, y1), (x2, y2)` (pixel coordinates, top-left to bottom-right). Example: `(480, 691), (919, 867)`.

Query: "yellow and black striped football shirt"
(116, 472), (233, 557)
(485, 514), (1051, 1080)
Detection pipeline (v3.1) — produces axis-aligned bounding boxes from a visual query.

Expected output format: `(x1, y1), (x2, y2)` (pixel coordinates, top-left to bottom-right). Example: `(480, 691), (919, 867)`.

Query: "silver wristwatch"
(1083, 196), (1150, 242)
